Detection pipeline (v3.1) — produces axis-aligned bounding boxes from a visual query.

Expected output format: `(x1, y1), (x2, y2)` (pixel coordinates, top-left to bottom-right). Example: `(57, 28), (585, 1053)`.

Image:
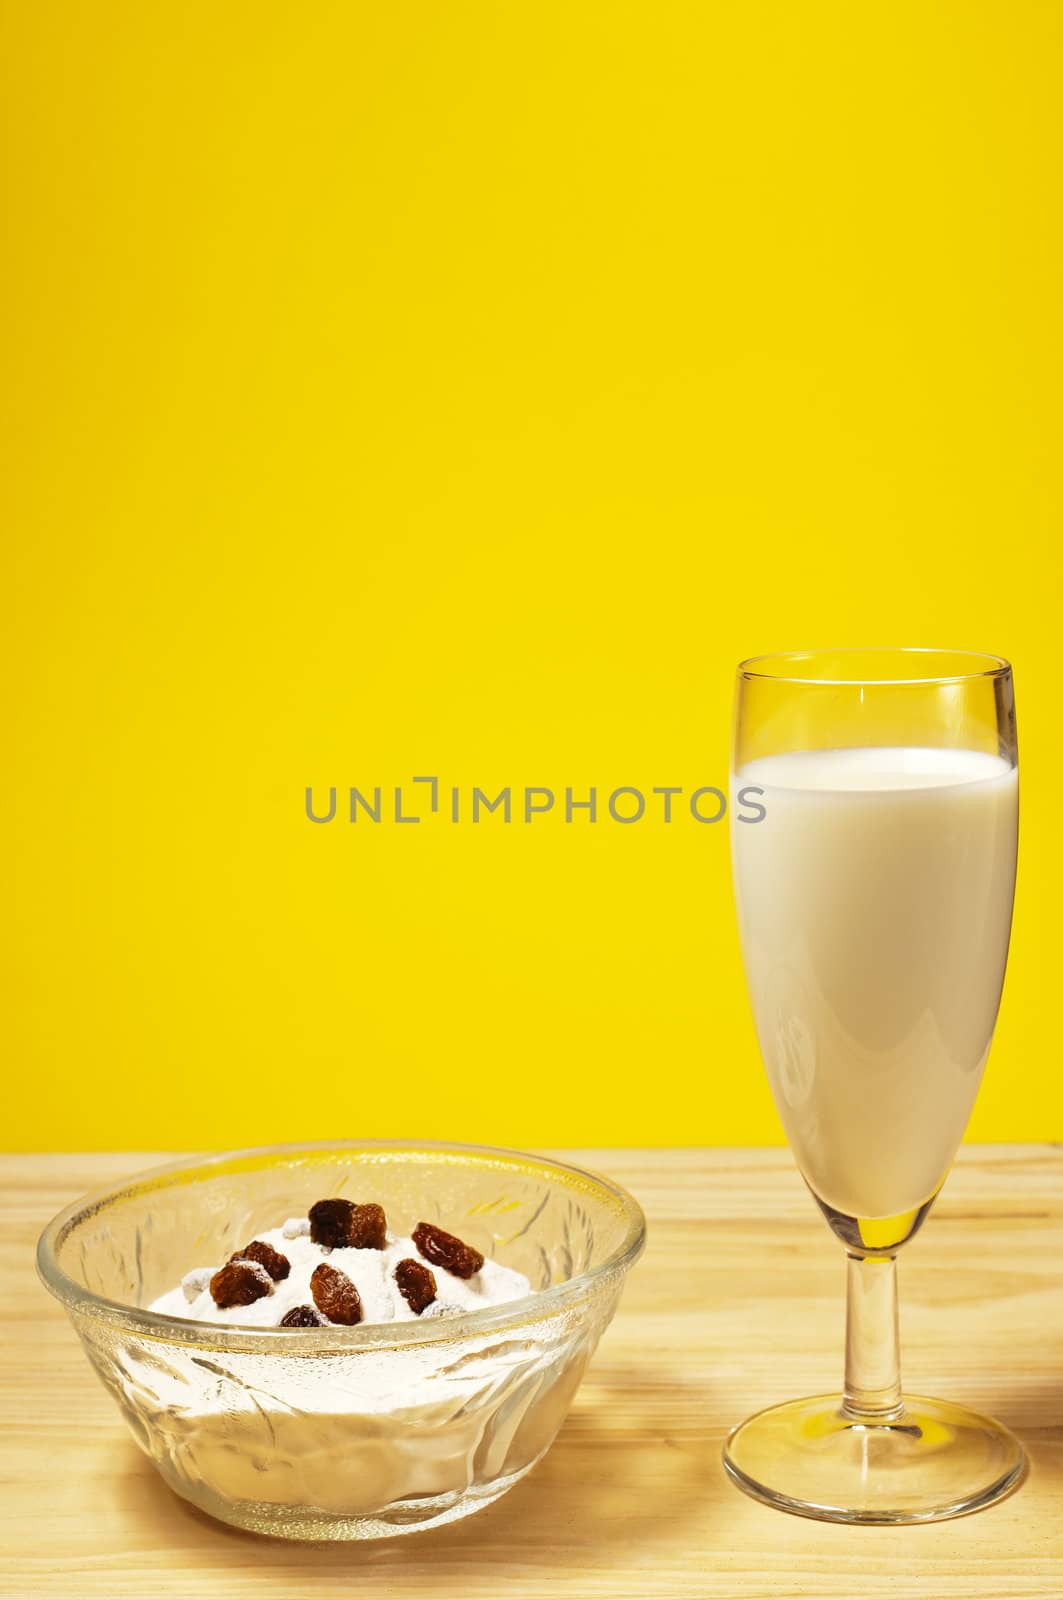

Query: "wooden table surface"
(2, 1147), (1061, 1599)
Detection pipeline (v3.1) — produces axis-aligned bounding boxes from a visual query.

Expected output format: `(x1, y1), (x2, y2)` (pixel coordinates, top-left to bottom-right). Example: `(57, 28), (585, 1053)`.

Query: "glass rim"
(737, 647), (1012, 688)
(36, 1138), (647, 1353)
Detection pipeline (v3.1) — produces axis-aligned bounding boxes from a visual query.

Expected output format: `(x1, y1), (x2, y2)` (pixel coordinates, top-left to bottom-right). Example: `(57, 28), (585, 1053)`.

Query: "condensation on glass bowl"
(37, 1140), (646, 1540)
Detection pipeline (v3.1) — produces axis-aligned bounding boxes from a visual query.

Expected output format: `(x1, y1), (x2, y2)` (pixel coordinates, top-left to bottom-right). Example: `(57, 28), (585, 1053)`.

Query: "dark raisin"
(411, 1221), (484, 1280)
(232, 1239), (290, 1282)
(308, 1198), (356, 1249)
(209, 1259), (272, 1309)
(310, 1261), (363, 1325)
(280, 1304), (327, 1327)
(308, 1198), (388, 1250)
(395, 1257), (437, 1314)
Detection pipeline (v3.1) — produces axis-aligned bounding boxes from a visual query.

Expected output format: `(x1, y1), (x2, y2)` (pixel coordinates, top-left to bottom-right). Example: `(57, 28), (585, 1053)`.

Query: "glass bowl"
(37, 1139), (645, 1540)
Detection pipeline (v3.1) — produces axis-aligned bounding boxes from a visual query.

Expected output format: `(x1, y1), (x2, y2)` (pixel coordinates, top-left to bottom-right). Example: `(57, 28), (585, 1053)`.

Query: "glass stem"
(842, 1252), (903, 1421)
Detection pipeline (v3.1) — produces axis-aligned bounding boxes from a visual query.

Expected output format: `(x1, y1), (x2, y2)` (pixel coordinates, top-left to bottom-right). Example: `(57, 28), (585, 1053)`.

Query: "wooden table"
(2, 1148), (1061, 1598)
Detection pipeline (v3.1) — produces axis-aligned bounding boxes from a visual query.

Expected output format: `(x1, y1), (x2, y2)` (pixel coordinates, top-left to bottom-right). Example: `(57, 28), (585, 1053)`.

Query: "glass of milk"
(723, 648), (1023, 1524)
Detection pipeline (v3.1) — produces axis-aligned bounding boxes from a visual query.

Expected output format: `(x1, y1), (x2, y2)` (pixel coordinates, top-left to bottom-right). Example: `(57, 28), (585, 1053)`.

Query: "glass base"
(723, 1394), (1025, 1525)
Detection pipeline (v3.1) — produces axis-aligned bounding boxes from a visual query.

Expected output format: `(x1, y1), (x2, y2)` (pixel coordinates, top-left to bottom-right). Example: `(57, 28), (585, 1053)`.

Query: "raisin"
(232, 1239), (290, 1282)
(308, 1198), (388, 1251)
(395, 1257), (437, 1314)
(280, 1304), (327, 1327)
(308, 1198), (355, 1249)
(310, 1261), (363, 1325)
(347, 1202), (388, 1250)
(209, 1259), (272, 1309)
(411, 1221), (484, 1280)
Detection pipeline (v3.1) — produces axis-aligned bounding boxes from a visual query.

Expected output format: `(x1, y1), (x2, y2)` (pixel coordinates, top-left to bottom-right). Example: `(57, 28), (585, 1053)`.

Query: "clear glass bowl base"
(723, 1393), (1025, 1525)
(160, 1454), (546, 1540)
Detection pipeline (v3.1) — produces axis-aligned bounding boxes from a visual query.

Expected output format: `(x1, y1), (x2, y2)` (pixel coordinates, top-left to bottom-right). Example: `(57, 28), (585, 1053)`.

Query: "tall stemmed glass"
(725, 648), (1023, 1524)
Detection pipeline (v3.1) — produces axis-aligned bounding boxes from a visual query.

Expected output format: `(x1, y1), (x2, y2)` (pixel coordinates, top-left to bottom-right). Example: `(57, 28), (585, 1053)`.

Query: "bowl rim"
(36, 1138), (647, 1352)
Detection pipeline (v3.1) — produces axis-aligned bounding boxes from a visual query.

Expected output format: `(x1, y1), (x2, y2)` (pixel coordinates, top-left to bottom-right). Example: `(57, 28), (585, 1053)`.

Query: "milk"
(731, 747), (1018, 1221)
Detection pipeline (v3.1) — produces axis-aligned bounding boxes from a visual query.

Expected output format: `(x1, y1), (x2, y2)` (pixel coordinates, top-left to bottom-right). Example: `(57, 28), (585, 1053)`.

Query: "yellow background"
(4, 3), (1061, 1151)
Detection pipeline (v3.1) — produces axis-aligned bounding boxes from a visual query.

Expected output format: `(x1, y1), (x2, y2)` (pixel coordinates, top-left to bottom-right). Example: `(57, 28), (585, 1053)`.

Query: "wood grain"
(1, 1148), (1061, 1599)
